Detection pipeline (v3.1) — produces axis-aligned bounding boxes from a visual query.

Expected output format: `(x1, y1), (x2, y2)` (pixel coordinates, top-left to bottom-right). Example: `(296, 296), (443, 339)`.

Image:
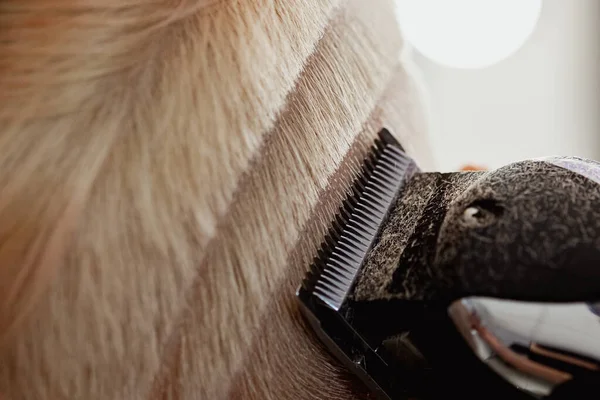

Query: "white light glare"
(395, 0), (543, 69)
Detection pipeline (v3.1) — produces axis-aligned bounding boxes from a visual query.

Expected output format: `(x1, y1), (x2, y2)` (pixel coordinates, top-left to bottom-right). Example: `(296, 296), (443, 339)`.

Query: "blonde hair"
(0, 0), (213, 343)
(0, 0), (431, 398)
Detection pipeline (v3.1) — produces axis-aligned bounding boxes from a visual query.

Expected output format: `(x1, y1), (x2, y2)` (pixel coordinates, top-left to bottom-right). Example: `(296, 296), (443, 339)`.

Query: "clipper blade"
(297, 128), (419, 400)
(300, 129), (417, 310)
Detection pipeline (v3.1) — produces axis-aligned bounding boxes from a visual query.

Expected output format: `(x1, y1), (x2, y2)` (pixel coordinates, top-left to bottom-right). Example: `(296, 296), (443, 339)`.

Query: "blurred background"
(397, 0), (600, 171)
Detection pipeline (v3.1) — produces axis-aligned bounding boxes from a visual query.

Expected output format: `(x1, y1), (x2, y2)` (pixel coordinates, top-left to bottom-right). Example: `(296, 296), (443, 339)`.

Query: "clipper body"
(297, 129), (600, 399)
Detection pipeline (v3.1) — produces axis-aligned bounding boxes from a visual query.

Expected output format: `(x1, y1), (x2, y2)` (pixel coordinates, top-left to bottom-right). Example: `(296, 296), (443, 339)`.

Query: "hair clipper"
(297, 129), (600, 399)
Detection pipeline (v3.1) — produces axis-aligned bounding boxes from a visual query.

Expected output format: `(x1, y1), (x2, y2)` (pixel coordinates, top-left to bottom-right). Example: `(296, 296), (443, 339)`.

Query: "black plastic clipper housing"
(297, 129), (419, 399)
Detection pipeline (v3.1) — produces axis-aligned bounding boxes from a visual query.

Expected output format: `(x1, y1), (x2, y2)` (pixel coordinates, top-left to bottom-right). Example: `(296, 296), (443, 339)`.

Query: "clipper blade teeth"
(301, 129), (417, 310)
